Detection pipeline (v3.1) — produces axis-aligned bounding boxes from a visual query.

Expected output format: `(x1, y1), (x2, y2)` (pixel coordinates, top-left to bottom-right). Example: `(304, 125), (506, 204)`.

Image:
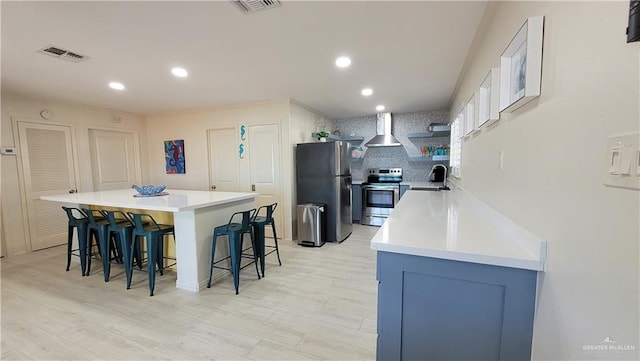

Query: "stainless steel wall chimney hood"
(365, 113), (402, 147)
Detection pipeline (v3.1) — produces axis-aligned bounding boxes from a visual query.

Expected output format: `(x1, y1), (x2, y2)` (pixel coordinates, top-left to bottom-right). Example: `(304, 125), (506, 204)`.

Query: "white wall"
(450, 2), (639, 359)
(0, 93), (149, 256)
(145, 100), (295, 241)
(145, 100), (290, 191)
(145, 99), (333, 241)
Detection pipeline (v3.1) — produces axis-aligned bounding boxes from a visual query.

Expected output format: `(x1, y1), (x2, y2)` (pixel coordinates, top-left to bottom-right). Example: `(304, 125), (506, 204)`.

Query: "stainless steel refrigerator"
(296, 141), (352, 243)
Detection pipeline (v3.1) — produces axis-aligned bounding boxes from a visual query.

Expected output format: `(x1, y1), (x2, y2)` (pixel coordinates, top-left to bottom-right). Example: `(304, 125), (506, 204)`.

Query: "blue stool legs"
(121, 231), (145, 289)
(253, 224), (267, 277)
(147, 235), (156, 296)
(251, 204), (281, 277)
(208, 229), (260, 294)
(269, 221), (282, 266)
(207, 208), (259, 294)
(76, 224), (89, 276)
(118, 227), (135, 290)
(252, 220), (281, 277)
(145, 234), (166, 296)
(62, 207), (91, 276)
(95, 225), (113, 282)
(66, 225), (74, 272)
(208, 229), (222, 289)
(126, 212), (174, 296)
(127, 231), (169, 296)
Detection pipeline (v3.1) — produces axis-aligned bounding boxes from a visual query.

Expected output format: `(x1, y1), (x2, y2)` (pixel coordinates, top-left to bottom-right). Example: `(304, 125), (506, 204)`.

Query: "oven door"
(362, 185), (399, 226)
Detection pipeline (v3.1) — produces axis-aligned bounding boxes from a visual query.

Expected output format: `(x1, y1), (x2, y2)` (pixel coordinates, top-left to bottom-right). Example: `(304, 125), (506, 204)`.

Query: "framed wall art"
(499, 15), (544, 113)
(164, 139), (185, 174)
(479, 68), (500, 127)
(464, 93), (477, 137)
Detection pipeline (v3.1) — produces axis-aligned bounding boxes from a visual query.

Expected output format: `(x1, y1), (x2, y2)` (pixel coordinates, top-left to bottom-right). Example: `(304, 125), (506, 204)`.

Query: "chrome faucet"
(429, 164), (449, 190)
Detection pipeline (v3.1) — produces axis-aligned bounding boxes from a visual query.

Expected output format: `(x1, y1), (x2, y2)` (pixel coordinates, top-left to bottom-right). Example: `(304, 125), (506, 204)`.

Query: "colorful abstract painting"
(164, 139), (185, 174)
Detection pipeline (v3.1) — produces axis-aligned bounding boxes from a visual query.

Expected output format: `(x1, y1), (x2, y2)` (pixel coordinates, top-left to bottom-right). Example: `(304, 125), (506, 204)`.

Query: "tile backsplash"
(334, 110), (450, 182)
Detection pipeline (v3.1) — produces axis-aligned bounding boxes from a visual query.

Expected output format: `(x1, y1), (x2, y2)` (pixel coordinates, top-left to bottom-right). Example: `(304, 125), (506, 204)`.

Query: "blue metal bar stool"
(251, 203), (282, 277)
(82, 208), (124, 281)
(101, 210), (144, 287)
(208, 208), (260, 294)
(62, 207), (91, 276)
(127, 212), (174, 296)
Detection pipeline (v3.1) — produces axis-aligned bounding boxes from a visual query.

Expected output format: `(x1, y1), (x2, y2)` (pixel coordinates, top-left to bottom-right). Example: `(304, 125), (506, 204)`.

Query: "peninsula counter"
(41, 189), (257, 292)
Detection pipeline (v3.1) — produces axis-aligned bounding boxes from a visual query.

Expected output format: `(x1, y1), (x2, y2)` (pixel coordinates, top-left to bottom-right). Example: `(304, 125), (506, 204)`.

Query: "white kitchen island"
(41, 189), (257, 292)
(371, 188), (546, 361)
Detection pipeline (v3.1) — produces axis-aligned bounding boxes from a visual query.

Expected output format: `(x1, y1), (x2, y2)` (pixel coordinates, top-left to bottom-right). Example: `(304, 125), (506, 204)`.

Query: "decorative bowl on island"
(133, 184), (166, 195)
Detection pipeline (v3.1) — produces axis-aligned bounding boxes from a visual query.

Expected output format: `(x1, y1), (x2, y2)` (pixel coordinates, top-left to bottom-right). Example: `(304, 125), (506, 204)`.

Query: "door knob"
(251, 184), (256, 191)
(211, 185), (217, 190)
(69, 189), (76, 194)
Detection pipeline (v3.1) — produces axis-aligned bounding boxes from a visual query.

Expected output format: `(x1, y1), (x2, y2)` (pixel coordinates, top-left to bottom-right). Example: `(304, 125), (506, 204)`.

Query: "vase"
(319, 137), (327, 142)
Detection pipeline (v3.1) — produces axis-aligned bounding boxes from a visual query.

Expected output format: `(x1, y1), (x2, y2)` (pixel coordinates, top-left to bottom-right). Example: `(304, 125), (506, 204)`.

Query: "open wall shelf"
(407, 155), (450, 162)
(341, 135), (364, 144)
(310, 134), (365, 144)
(406, 125), (451, 139)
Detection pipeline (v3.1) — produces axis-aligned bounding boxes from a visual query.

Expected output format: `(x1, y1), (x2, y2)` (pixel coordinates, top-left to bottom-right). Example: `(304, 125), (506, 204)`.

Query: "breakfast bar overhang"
(41, 189), (257, 292)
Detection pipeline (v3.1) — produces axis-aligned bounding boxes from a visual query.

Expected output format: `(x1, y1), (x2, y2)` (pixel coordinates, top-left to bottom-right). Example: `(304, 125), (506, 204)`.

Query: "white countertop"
(404, 181), (444, 189)
(41, 189), (257, 212)
(371, 189), (547, 271)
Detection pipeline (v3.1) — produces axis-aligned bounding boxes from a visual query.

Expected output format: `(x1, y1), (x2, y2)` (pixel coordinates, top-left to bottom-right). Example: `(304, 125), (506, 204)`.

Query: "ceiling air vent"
(37, 46), (89, 63)
(231, 0), (281, 14)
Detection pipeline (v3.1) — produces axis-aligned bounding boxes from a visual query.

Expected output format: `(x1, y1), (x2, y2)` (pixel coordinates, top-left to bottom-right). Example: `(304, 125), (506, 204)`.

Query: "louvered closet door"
(18, 122), (78, 251)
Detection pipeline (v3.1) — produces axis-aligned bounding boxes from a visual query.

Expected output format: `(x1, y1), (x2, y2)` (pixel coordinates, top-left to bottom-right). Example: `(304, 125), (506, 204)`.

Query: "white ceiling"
(1, 1), (487, 119)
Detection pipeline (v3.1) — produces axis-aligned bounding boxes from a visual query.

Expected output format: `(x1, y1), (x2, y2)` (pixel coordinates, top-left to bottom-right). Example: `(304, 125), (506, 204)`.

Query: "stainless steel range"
(361, 168), (402, 226)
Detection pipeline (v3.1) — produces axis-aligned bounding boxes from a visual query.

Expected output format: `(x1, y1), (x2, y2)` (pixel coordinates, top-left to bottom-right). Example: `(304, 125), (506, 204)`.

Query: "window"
(450, 111), (463, 178)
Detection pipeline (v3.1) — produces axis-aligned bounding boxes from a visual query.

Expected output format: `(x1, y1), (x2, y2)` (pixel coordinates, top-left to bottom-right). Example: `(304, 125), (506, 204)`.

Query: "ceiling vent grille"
(231, 0), (281, 14)
(36, 46), (89, 63)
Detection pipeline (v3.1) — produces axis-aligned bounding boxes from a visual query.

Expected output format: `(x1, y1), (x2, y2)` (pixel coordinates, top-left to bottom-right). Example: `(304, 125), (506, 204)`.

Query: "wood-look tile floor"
(1, 225), (380, 361)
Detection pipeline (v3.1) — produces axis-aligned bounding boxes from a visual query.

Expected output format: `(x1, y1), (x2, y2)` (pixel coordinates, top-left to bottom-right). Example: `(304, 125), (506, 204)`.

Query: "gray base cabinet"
(352, 184), (362, 223)
(376, 251), (537, 361)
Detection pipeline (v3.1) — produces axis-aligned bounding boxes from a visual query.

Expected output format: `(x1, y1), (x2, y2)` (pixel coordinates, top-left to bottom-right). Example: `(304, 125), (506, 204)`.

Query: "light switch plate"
(605, 132), (640, 190)
(609, 147), (621, 174)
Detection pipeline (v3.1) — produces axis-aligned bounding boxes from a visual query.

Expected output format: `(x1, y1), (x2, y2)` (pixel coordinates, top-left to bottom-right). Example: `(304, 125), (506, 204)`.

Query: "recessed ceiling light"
(109, 82), (125, 90)
(335, 56), (351, 68)
(171, 67), (188, 77)
(361, 88), (373, 96)
(376, 105), (386, 111)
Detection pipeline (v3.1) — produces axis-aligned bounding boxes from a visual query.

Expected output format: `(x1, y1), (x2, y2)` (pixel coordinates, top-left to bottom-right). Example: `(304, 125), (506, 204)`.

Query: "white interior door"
(89, 129), (140, 191)
(248, 123), (283, 236)
(17, 121), (77, 251)
(207, 127), (240, 192)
